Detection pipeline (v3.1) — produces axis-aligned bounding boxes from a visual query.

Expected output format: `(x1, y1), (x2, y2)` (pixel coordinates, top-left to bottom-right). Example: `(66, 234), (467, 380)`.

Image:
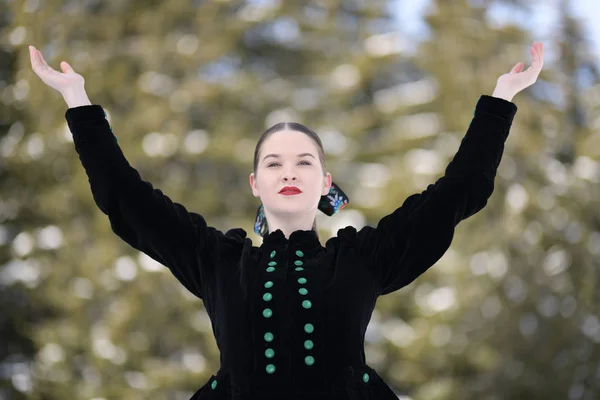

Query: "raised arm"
(29, 45), (228, 299)
(352, 42), (544, 296)
(66, 105), (216, 299)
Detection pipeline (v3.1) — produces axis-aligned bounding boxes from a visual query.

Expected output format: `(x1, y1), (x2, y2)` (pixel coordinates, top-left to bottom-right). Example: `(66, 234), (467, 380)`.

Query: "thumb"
(510, 62), (524, 74)
(60, 61), (73, 73)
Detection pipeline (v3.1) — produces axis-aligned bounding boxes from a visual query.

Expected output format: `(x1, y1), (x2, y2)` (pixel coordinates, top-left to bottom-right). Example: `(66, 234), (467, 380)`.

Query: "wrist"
(62, 86), (92, 108)
(491, 86), (515, 102)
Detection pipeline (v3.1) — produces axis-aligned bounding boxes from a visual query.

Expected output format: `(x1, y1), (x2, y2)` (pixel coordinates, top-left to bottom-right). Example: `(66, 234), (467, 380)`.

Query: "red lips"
(279, 186), (302, 194)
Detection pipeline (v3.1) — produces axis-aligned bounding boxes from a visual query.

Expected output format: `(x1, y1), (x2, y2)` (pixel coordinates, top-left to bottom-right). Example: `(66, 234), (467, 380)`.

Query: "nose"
(282, 169), (297, 182)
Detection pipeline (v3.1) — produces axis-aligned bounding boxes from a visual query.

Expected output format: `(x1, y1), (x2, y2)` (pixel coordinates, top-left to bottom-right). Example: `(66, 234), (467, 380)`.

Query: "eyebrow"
(262, 153), (316, 162)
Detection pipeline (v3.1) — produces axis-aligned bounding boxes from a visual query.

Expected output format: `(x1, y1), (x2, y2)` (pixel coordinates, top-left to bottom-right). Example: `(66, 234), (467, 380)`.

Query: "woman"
(29, 41), (544, 399)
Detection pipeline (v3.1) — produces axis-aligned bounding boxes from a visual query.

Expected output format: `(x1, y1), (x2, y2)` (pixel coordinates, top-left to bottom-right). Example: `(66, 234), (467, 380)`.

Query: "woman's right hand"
(29, 45), (85, 94)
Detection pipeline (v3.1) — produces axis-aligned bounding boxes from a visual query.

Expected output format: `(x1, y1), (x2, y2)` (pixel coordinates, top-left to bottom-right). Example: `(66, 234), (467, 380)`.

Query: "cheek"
(257, 175), (276, 193)
(308, 177), (325, 196)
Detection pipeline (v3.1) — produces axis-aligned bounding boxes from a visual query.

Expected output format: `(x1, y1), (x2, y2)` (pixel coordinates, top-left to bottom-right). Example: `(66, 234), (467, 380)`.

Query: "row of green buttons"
(294, 251), (315, 367)
(263, 249), (312, 374)
(264, 250), (280, 374)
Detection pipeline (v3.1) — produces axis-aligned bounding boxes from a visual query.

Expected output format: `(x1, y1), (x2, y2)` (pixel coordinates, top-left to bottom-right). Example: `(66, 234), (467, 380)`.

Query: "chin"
(272, 203), (313, 215)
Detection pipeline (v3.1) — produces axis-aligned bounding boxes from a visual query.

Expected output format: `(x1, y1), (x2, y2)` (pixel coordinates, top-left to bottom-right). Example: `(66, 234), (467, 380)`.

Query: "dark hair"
(253, 122), (326, 236)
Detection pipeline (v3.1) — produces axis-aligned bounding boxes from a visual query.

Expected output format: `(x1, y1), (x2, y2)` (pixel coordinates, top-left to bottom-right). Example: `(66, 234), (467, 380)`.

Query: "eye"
(266, 161), (312, 167)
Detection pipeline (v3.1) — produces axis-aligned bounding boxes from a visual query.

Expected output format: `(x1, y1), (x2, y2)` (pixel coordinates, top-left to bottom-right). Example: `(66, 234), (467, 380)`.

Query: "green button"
(295, 267), (304, 271)
(264, 281), (274, 289)
(268, 261), (277, 266)
(297, 277), (307, 284)
(266, 267), (275, 272)
(304, 323), (314, 333)
(266, 364), (276, 374)
(304, 340), (313, 350)
(295, 250), (304, 257)
(294, 260), (303, 266)
(299, 288), (308, 295)
(211, 380), (217, 389)
(270, 250), (276, 258)
(265, 348), (275, 358)
(363, 373), (369, 383)
(263, 308), (273, 318)
(305, 356), (314, 366)
(263, 293), (273, 302)
(302, 300), (312, 309)
(264, 332), (274, 342)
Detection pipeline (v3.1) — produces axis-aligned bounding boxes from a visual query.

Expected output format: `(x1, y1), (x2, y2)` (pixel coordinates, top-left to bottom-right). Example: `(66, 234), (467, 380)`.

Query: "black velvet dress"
(65, 95), (517, 399)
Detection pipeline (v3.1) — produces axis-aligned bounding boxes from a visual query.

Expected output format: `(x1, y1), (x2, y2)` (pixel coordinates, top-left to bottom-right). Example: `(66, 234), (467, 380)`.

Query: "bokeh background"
(2, 0), (600, 399)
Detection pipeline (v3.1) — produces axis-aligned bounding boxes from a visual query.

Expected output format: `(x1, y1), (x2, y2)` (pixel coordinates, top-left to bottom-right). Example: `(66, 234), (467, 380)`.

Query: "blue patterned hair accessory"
(254, 181), (349, 237)
(254, 203), (268, 237)
(318, 182), (349, 216)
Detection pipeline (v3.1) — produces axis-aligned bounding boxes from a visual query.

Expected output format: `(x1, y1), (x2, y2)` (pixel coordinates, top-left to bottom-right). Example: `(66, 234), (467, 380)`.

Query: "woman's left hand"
(492, 41), (544, 102)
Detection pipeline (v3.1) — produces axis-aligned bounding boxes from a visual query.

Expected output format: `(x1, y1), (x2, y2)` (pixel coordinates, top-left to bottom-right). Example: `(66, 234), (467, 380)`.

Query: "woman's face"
(250, 129), (331, 219)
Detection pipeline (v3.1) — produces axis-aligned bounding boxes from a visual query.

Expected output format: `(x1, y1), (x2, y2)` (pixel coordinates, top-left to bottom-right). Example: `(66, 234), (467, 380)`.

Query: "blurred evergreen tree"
(0, 2), (59, 400)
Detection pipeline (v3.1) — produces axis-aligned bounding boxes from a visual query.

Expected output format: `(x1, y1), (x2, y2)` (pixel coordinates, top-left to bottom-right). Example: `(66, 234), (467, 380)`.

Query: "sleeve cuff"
(65, 105), (106, 124)
(475, 95), (518, 123)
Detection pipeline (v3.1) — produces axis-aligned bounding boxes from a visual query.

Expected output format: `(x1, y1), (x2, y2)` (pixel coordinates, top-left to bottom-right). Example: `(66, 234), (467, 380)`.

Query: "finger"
(61, 61), (73, 73)
(34, 50), (44, 69)
(32, 49), (44, 73)
(37, 50), (50, 68)
(37, 50), (56, 73)
(29, 46), (39, 65)
(29, 46), (37, 68)
(516, 63), (524, 73)
(35, 52), (49, 74)
(536, 42), (544, 63)
(531, 45), (538, 61)
(531, 45), (541, 68)
(510, 62), (524, 74)
(34, 49), (48, 69)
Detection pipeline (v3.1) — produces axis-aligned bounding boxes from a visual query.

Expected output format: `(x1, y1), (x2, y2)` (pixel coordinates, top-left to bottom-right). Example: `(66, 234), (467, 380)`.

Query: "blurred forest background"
(2, 0), (600, 399)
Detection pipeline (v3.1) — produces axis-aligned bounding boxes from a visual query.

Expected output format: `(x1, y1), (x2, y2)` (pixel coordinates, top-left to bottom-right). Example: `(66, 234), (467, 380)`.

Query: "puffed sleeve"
(65, 105), (225, 300)
(355, 95), (518, 296)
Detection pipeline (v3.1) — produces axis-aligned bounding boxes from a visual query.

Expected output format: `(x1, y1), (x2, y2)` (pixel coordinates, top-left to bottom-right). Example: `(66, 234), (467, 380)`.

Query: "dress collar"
(262, 229), (321, 248)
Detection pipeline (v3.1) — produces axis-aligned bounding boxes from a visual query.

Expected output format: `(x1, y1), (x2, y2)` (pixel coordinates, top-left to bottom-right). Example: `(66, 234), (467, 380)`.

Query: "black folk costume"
(65, 95), (517, 399)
